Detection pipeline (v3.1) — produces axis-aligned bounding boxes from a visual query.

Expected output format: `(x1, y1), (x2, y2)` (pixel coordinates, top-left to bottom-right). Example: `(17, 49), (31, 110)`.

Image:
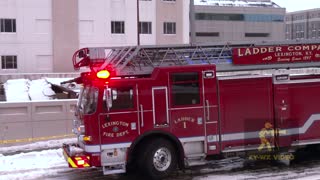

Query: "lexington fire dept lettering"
(102, 121), (130, 137)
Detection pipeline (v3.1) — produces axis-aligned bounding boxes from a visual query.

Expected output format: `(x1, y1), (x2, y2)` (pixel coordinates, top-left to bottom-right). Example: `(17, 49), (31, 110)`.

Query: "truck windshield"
(78, 86), (99, 114)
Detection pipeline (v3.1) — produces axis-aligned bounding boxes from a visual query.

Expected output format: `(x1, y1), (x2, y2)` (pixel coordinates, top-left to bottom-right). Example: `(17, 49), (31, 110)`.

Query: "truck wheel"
(140, 138), (177, 179)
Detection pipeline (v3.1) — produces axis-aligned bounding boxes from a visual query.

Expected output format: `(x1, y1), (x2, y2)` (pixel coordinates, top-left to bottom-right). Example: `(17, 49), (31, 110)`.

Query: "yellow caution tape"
(0, 134), (75, 145)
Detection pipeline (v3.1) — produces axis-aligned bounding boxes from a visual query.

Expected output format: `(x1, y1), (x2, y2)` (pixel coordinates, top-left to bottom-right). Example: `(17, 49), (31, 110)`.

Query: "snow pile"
(4, 78), (57, 101)
(4, 79), (30, 102)
(28, 79), (55, 101)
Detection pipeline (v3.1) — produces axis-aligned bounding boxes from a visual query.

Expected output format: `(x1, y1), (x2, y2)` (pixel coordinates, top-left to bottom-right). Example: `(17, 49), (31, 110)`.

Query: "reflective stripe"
(68, 157), (77, 168)
(179, 136), (205, 143)
(220, 114), (320, 142)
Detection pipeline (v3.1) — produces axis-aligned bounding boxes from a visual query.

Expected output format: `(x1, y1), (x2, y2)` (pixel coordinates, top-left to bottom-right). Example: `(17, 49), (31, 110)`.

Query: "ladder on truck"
(72, 40), (320, 76)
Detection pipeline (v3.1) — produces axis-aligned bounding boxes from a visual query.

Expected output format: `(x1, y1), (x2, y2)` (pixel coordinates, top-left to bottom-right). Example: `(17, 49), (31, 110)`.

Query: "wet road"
(45, 151), (320, 180)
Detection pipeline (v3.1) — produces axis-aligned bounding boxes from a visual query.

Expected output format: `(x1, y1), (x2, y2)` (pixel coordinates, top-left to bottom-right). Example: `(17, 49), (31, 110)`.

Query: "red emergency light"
(97, 70), (111, 79)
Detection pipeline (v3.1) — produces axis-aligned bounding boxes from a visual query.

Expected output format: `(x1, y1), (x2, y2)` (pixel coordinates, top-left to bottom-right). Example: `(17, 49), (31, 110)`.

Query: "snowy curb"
(0, 138), (77, 155)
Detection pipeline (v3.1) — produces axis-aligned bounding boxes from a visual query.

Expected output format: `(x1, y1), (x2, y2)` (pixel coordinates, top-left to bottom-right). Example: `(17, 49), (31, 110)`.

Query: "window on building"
(0, 19), (16, 33)
(195, 13), (284, 22)
(163, 22), (176, 34)
(1, 55), (17, 69)
(245, 33), (270, 37)
(111, 21), (125, 34)
(139, 22), (152, 34)
(285, 25), (290, 33)
(195, 32), (219, 37)
(171, 72), (200, 106)
(195, 13), (244, 21)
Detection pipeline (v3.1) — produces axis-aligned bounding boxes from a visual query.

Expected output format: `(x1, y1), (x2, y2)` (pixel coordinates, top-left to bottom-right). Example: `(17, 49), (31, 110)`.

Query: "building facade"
(192, 0), (286, 43)
(285, 8), (320, 40)
(0, 0), (189, 73)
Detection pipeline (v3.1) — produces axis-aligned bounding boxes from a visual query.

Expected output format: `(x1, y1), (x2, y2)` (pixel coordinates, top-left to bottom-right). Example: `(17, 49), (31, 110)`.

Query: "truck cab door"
(99, 85), (139, 147)
(202, 70), (220, 154)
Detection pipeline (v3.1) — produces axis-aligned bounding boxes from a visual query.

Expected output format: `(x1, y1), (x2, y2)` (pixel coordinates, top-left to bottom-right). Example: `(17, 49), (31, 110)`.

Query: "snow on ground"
(3, 138), (320, 180)
(0, 149), (67, 180)
(0, 138), (76, 180)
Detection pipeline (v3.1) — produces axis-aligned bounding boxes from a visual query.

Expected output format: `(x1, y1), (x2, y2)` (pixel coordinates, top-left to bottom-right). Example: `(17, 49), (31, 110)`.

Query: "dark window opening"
(171, 72), (200, 106)
(139, 21), (152, 34)
(0, 19), (16, 32)
(245, 33), (270, 37)
(164, 22), (176, 34)
(1, 55), (17, 69)
(111, 21), (125, 34)
(106, 87), (134, 110)
(196, 32), (219, 37)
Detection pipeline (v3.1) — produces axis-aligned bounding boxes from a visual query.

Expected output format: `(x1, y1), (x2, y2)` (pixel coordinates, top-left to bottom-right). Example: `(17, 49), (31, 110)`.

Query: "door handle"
(281, 105), (287, 111)
(140, 104), (144, 127)
(206, 100), (210, 121)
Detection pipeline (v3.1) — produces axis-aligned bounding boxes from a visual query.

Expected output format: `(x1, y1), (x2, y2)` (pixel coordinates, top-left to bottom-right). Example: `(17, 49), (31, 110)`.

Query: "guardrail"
(0, 99), (77, 146)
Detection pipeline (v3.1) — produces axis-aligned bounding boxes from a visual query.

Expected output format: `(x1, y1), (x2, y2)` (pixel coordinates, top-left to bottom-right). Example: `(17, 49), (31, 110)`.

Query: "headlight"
(78, 125), (85, 134)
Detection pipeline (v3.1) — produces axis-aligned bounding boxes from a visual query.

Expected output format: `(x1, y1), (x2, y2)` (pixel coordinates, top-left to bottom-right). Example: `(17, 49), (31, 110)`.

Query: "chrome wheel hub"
(153, 147), (171, 171)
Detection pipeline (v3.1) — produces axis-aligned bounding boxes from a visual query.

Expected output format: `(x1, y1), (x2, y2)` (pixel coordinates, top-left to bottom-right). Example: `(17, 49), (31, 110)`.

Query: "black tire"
(139, 138), (177, 180)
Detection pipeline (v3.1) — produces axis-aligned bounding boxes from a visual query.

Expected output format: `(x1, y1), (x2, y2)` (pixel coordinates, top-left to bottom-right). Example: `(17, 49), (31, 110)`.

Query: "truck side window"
(171, 72), (200, 106)
(107, 87), (134, 110)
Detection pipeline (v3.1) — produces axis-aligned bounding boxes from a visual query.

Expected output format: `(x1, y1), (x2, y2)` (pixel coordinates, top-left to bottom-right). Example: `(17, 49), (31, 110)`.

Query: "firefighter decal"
(258, 122), (286, 152)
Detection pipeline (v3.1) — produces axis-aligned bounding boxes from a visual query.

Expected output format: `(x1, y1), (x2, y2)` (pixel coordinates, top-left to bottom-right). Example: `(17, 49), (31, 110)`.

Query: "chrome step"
(187, 159), (207, 166)
(185, 153), (207, 167)
(102, 163), (126, 175)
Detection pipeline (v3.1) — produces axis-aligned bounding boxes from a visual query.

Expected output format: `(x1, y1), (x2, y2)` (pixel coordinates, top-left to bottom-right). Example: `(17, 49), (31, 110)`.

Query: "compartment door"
(152, 87), (169, 127)
(202, 70), (220, 155)
(274, 84), (291, 148)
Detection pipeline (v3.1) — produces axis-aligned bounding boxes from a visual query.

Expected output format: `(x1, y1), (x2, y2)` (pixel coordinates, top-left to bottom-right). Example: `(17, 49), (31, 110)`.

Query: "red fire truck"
(63, 40), (320, 179)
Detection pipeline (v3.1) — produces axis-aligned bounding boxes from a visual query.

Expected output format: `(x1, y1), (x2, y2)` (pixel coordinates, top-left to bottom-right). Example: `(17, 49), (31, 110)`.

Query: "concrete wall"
(0, 100), (77, 146)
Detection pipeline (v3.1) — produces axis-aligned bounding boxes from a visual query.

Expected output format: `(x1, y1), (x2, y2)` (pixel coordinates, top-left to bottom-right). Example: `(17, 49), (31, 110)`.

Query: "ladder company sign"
(233, 44), (320, 64)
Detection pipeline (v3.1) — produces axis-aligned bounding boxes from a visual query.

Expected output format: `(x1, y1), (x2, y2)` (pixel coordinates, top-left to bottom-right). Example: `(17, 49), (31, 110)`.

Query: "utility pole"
(137, 0), (140, 46)
(189, 0), (195, 45)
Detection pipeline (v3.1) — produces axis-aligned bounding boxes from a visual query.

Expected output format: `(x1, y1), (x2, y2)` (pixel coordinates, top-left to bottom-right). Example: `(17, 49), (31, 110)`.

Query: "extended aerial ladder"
(72, 40), (320, 77)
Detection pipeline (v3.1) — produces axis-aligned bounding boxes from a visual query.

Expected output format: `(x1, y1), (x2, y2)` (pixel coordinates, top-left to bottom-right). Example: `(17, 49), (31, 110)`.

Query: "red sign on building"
(233, 44), (320, 65)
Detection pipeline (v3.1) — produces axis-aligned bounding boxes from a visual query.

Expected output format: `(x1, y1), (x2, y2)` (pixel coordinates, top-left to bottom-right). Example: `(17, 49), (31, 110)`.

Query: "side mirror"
(104, 88), (112, 109)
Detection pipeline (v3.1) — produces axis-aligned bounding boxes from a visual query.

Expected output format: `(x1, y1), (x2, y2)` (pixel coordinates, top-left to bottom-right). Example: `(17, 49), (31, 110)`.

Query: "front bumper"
(63, 143), (91, 168)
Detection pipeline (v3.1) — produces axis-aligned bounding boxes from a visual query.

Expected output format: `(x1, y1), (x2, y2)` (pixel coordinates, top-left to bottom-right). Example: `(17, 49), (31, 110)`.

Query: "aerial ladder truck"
(63, 40), (320, 179)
